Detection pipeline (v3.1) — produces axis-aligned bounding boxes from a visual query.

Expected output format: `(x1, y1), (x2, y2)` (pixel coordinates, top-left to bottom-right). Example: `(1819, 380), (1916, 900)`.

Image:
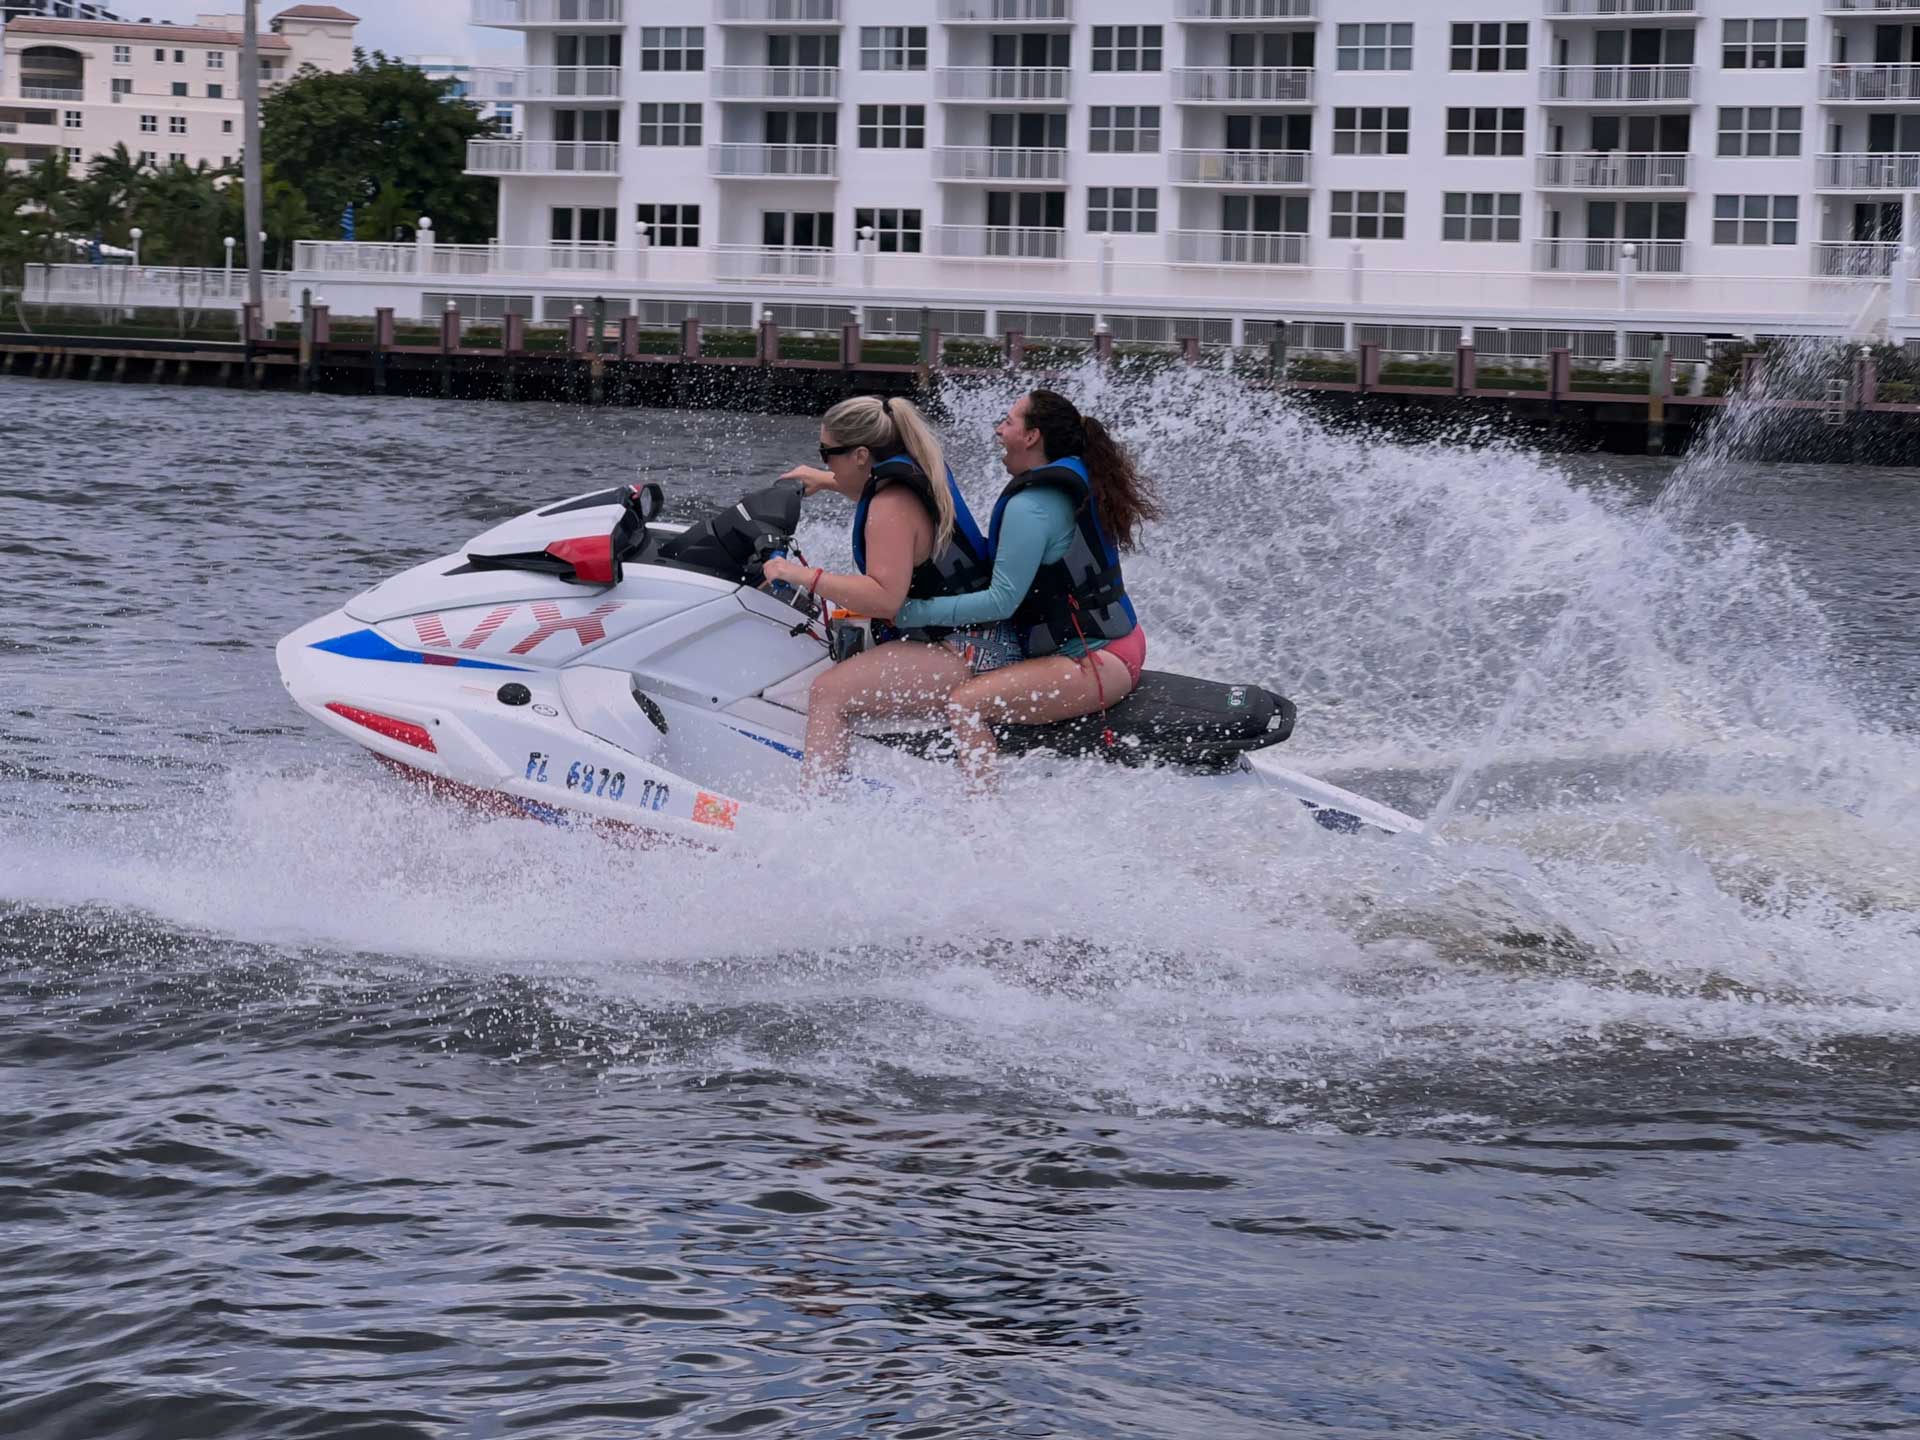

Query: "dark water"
(3, 376), (1919, 1439)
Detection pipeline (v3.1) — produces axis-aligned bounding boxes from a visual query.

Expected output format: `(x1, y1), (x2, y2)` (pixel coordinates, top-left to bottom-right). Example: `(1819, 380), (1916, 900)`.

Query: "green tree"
(216, 162), (317, 269)
(22, 153), (78, 261)
(262, 52), (499, 244)
(138, 160), (228, 266)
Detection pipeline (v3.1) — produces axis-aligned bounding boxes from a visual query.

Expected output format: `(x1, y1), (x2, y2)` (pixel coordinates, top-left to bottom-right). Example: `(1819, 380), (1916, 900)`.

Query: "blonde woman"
(762, 395), (1012, 784)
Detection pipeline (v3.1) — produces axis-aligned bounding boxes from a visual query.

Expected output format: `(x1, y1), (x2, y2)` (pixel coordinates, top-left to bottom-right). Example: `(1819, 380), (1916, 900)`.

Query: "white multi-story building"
(292, 1), (1920, 348)
(0, 4), (356, 173)
(409, 53), (517, 131)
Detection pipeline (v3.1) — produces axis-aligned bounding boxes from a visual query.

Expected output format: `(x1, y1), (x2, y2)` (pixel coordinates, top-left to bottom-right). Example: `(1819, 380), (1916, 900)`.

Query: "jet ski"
(276, 480), (1425, 842)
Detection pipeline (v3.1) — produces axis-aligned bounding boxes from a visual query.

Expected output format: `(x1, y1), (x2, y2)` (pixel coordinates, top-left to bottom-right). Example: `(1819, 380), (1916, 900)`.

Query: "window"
(1092, 25), (1162, 73)
(636, 203), (699, 246)
(171, 82), (188, 96)
(169, 115), (187, 134)
(153, 48), (165, 61)
(1089, 105), (1161, 153)
(168, 152), (185, 164)
(64, 146), (82, 164)
(137, 149), (156, 166)
(1331, 190), (1406, 240)
(111, 78), (131, 97)
(1337, 23), (1413, 72)
(637, 101), (701, 146)
(1450, 22), (1526, 71)
(173, 50), (185, 63)
(855, 206), (923, 252)
(1722, 19), (1805, 70)
(1087, 186), (1158, 234)
(1446, 107), (1525, 157)
(1333, 106), (1408, 155)
(207, 83), (223, 99)
(859, 26), (926, 71)
(763, 210), (834, 248)
(207, 51), (224, 69)
(1443, 192), (1522, 242)
(549, 206), (618, 243)
(62, 109), (81, 129)
(139, 113), (157, 133)
(1717, 105), (1801, 157)
(113, 45), (130, 63)
(857, 103), (924, 148)
(222, 119), (234, 134)
(1713, 194), (1797, 244)
(639, 26), (704, 72)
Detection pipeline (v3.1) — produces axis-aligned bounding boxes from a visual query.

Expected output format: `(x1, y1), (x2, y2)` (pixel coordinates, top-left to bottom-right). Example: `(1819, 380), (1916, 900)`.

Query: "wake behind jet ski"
(276, 477), (1425, 842)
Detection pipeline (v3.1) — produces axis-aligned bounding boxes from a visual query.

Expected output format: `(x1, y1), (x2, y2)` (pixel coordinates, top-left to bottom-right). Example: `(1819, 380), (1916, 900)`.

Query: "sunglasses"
(819, 443), (858, 464)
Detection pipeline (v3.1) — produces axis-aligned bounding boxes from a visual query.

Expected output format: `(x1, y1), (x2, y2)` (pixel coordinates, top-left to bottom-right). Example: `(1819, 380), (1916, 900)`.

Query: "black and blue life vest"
(985, 456), (1138, 657)
(850, 454), (991, 641)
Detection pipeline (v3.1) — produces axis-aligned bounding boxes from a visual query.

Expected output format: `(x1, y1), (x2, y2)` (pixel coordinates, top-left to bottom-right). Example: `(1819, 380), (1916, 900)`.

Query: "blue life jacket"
(850, 454), (991, 641)
(985, 456), (1137, 656)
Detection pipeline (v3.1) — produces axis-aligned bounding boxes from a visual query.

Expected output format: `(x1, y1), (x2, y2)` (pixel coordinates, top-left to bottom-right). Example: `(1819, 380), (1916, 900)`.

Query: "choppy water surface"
(2, 373), (1918, 1438)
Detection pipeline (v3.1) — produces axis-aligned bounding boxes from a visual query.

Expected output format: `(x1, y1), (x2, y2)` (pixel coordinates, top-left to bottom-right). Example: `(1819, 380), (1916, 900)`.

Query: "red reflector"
(325, 702), (437, 753)
(546, 535), (617, 586)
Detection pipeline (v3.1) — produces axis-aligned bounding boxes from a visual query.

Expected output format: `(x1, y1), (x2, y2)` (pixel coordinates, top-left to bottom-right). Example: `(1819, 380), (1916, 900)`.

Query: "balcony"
(710, 66), (840, 99)
(1170, 148), (1311, 186)
(1821, 65), (1920, 102)
(1825, 2), (1920, 13)
(934, 66), (1070, 103)
(1169, 66), (1313, 103)
(1535, 151), (1691, 188)
(1817, 152), (1920, 188)
(708, 142), (838, 178)
(465, 138), (621, 175)
(1813, 241), (1900, 276)
(1168, 230), (1309, 265)
(1174, 0), (1316, 20)
(1544, 0), (1696, 17)
(933, 145), (1068, 182)
(714, 0), (841, 24)
(470, 0), (622, 26)
(1540, 65), (1694, 102)
(938, 0), (1071, 23)
(1533, 237), (1687, 272)
(466, 66), (621, 102)
(931, 224), (1067, 259)
(20, 86), (84, 102)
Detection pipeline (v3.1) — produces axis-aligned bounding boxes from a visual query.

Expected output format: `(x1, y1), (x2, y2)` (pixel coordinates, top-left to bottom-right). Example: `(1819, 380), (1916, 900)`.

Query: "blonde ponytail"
(819, 394), (954, 552)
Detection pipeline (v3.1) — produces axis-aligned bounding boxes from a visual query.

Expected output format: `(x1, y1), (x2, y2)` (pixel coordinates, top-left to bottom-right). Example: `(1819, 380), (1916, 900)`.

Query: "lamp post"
(129, 225), (143, 269)
(223, 235), (235, 295)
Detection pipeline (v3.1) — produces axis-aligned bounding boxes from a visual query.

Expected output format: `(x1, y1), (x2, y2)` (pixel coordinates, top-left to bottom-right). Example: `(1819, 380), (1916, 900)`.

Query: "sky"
(117, 1), (514, 63)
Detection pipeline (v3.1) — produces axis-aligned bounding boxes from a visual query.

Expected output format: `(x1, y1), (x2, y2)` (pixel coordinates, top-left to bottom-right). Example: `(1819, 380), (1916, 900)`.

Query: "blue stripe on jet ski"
(724, 725), (804, 762)
(310, 628), (529, 672)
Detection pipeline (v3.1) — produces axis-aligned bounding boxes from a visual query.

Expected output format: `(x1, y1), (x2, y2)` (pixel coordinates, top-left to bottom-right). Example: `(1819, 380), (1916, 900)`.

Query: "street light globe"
(1621, 242), (1638, 258)
(223, 235), (235, 248)
(129, 226), (143, 240)
(418, 217), (433, 231)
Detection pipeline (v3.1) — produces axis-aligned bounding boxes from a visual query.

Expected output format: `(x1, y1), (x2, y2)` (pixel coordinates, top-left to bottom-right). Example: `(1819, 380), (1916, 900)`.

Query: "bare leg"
(945, 650), (1137, 787)
(803, 640), (975, 789)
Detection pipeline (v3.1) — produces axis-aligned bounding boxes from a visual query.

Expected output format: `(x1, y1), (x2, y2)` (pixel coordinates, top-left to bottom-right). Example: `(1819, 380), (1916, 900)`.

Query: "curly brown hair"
(1022, 389), (1164, 551)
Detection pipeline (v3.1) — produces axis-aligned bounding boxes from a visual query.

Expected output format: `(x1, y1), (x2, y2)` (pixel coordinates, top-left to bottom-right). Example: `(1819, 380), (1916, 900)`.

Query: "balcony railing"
(1818, 152), (1920, 188)
(297, 241), (630, 277)
(710, 66), (840, 99)
(1544, 0), (1696, 15)
(466, 66), (621, 101)
(1169, 66), (1313, 103)
(715, 244), (838, 281)
(931, 224), (1066, 259)
(1535, 151), (1691, 188)
(20, 85), (84, 102)
(938, 0), (1070, 21)
(1174, 0), (1315, 19)
(934, 66), (1070, 101)
(1533, 237), (1687, 272)
(0, 121), (16, 134)
(933, 145), (1068, 181)
(1540, 65), (1695, 101)
(465, 138), (621, 175)
(1170, 148), (1311, 186)
(1825, 1), (1920, 13)
(1813, 242), (1900, 276)
(708, 142), (838, 177)
(1821, 64), (1920, 101)
(470, 0), (623, 25)
(1168, 230), (1309, 265)
(714, 0), (841, 23)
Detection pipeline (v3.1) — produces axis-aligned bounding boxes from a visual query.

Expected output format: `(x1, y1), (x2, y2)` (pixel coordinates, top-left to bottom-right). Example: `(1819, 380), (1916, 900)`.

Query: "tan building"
(1, 4), (357, 172)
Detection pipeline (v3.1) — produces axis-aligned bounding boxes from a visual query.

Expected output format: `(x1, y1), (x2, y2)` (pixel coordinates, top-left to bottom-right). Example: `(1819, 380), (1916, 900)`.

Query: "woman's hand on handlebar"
(781, 464), (836, 495)
(761, 557), (811, 591)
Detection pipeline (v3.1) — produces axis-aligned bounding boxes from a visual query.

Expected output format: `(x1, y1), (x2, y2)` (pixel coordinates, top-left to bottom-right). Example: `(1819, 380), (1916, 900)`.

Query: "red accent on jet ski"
(545, 535), (617, 585)
(510, 600), (622, 655)
(324, 702), (437, 753)
(460, 605), (518, 650)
